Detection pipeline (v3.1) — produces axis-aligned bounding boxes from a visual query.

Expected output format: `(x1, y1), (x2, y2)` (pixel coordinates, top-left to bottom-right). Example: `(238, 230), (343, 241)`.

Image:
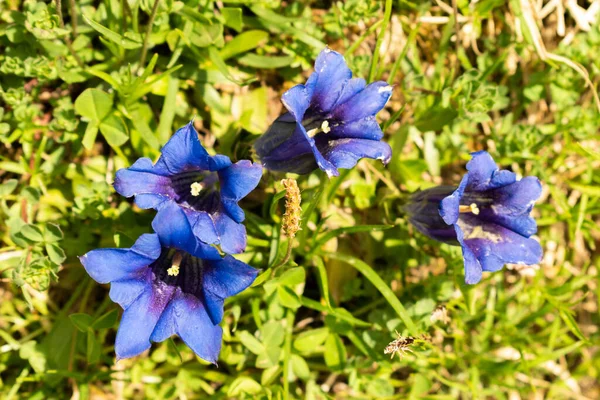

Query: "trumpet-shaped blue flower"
(254, 48), (393, 177)
(114, 122), (262, 257)
(79, 233), (258, 362)
(406, 151), (542, 284)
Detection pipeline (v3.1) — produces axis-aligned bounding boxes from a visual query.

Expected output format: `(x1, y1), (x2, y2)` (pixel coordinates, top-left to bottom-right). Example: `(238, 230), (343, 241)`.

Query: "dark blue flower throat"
(151, 248), (205, 298)
(169, 170), (221, 214)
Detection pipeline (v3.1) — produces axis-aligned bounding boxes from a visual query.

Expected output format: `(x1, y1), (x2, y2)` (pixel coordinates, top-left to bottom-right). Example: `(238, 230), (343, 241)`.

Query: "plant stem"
(54, 0), (84, 68)
(368, 0), (392, 82)
(68, 0), (77, 37)
(138, 0), (161, 74)
(282, 309), (295, 400)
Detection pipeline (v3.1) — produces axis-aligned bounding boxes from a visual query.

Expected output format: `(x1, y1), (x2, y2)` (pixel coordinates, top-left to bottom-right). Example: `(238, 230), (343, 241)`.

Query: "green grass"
(1, 0), (599, 398)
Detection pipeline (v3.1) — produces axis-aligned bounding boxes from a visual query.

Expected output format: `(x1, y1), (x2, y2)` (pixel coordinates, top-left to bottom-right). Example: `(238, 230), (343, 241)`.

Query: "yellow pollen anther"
(459, 203), (480, 215)
(321, 120), (331, 133)
(167, 265), (180, 276)
(190, 182), (205, 196)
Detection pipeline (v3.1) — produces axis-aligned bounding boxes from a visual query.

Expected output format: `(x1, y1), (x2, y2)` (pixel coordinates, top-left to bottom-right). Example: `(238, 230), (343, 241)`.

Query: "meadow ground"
(0, 1), (599, 399)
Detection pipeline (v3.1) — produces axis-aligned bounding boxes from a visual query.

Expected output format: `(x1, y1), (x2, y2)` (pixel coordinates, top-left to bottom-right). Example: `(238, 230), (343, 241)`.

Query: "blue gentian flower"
(254, 48), (393, 177)
(114, 122), (263, 257)
(79, 233), (258, 362)
(405, 151), (543, 284)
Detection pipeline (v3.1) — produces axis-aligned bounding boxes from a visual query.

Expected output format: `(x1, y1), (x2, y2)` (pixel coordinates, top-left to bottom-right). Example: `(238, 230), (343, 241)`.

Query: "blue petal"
(150, 293), (177, 343)
(334, 78), (366, 109)
(172, 292), (223, 364)
(114, 158), (174, 210)
(307, 48), (352, 113)
(79, 234), (161, 284)
(281, 85), (313, 121)
(454, 224), (483, 284)
(152, 203), (221, 260)
(465, 151), (517, 191)
(439, 175), (469, 225)
(329, 117), (383, 141)
(331, 81), (392, 122)
(457, 215), (542, 282)
(318, 138), (392, 171)
(114, 280), (176, 360)
(183, 208), (219, 247)
(153, 122), (211, 175)
(219, 160), (263, 223)
(202, 255), (258, 324)
(208, 154), (233, 171)
(476, 177), (541, 237)
(109, 276), (151, 309)
(214, 211), (247, 255)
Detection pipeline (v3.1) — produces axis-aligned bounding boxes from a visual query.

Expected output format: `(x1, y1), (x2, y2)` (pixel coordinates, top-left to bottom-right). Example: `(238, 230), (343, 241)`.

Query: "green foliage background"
(1, 0), (599, 398)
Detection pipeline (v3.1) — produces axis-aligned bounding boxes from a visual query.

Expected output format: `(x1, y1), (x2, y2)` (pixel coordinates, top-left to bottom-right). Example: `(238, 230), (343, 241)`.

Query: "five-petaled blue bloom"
(79, 233), (258, 362)
(254, 48), (393, 177)
(405, 151), (543, 284)
(114, 122), (263, 258)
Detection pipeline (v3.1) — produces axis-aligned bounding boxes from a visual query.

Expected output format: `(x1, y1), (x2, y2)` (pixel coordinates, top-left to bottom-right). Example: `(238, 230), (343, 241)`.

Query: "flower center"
(459, 203), (480, 215)
(304, 118), (332, 138)
(170, 170), (220, 213)
(190, 182), (205, 197)
(151, 248), (204, 298)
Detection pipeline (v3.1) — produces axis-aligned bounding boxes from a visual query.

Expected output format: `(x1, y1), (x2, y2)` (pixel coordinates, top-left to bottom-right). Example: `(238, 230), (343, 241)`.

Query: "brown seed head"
(281, 178), (301, 238)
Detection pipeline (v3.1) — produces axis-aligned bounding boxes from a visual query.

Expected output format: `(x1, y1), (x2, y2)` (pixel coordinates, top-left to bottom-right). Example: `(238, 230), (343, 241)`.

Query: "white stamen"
(459, 203), (480, 215)
(190, 182), (205, 196)
(321, 120), (330, 133)
(306, 127), (319, 137)
(167, 265), (180, 276)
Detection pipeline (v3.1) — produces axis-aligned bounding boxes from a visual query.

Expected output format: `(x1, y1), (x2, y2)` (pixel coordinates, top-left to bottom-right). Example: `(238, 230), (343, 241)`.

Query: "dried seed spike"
(281, 178), (301, 239)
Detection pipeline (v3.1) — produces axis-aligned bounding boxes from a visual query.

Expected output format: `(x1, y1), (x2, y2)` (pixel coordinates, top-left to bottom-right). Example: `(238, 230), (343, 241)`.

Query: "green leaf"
(209, 46), (252, 85)
(568, 182), (600, 197)
(75, 89), (113, 122)
(20, 224), (44, 242)
(238, 53), (295, 69)
(324, 334), (346, 371)
(290, 354), (310, 380)
(82, 14), (142, 49)
(69, 313), (93, 332)
(45, 243), (66, 265)
(277, 286), (302, 309)
(44, 223), (63, 242)
(82, 123), (99, 150)
(228, 377), (262, 397)
(238, 331), (265, 355)
(222, 7), (243, 32)
(86, 330), (101, 364)
(293, 328), (329, 353)
(19, 341), (46, 373)
(219, 30), (269, 61)
(0, 179), (18, 196)
(261, 321), (285, 347)
(99, 114), (129, 147)
(559, 309), (587, 342)
(92, 309), (119, 330)
(323, 252), (419, 335)
(256, 345), (281, 369)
